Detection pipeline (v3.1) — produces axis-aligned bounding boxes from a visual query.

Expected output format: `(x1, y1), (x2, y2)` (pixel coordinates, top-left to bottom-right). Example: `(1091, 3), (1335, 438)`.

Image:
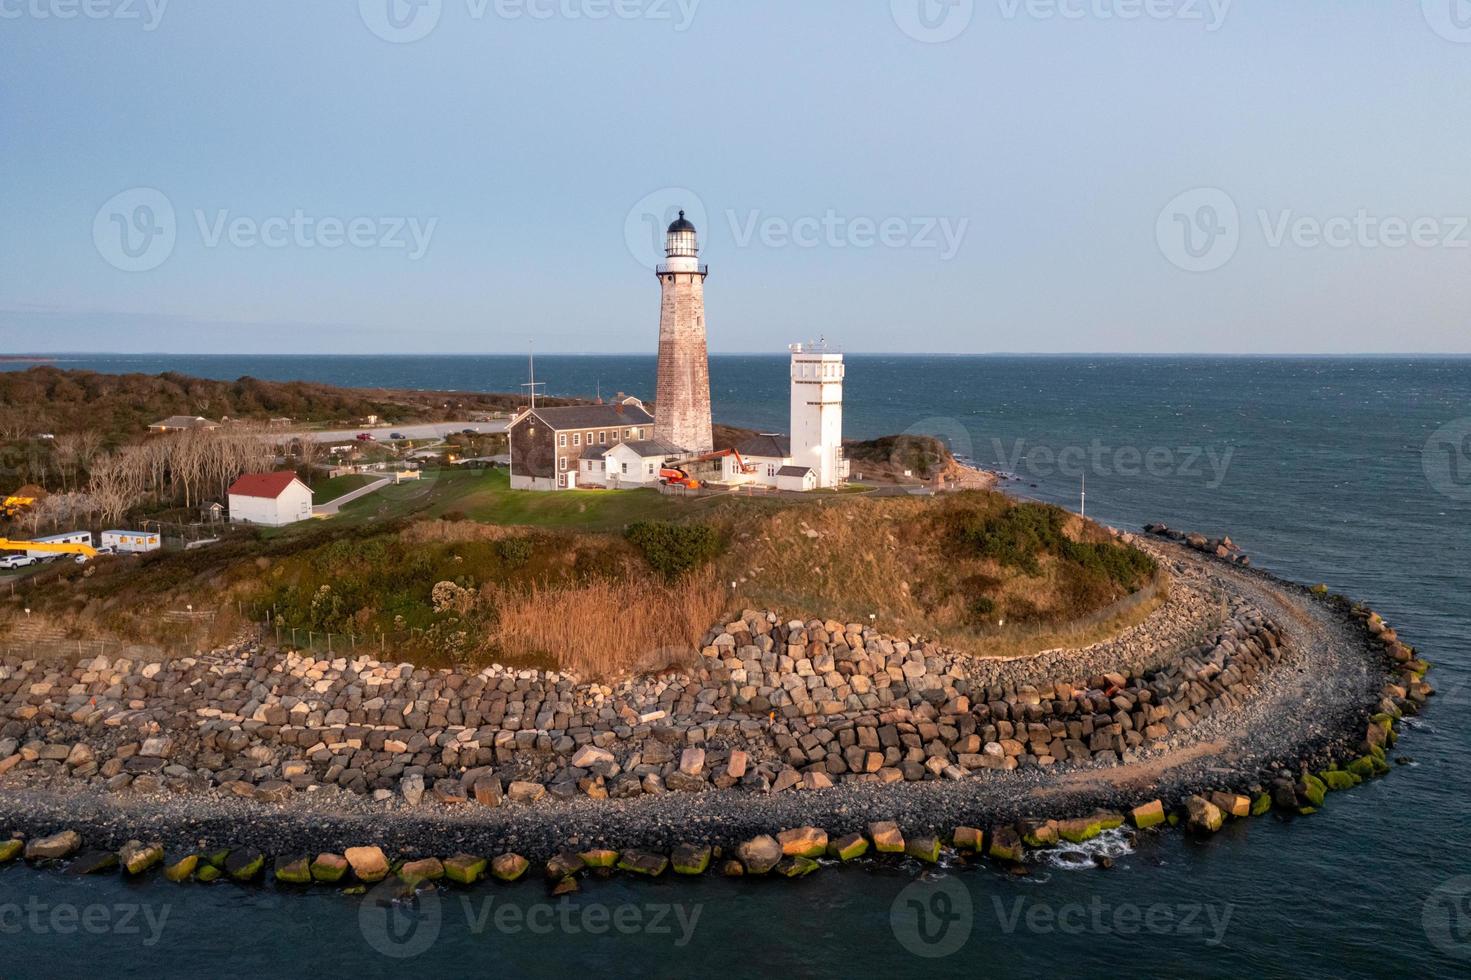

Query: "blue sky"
(1, 0), (1469, 354)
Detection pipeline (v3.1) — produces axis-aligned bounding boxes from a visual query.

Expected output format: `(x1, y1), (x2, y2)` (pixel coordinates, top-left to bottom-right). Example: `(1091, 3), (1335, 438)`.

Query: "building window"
(558, 474), (566, 488)
(637, 428), (646, 439)
(560, 458), (568, 472)
(573, 433), (581, 447)
(768, 465), (776, 477)
(624, 428), (631, 439)
(598, 431), (606, 445)
(623, 463), (629, 474)
(558, 434), (567, 448)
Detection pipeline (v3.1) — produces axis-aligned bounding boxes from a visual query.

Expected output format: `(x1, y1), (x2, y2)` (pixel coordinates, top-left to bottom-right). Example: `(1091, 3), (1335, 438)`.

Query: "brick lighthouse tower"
(653, 210), (714, 454)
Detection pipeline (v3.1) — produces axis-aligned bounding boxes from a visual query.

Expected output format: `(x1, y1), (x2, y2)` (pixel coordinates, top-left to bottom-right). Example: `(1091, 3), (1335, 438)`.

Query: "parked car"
(356, 433), (375, 442)
(390, 432), (406, 441)
(0, 555), (35, 570)
(461, 428), (479, 435)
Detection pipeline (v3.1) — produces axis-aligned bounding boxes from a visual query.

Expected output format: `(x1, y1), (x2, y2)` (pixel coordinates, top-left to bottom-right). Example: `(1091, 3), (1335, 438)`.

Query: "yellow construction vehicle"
(0, 538), (99, 565)
(0, 485), (45, 520)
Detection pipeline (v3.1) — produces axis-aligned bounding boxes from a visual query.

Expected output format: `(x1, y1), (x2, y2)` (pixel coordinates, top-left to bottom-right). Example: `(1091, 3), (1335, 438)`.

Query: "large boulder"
(310, 853), (348, 883)
(868, 821), (905, 853)
(225, 848), (265, 881)
(1184, 795), (1225, 834)
(737, 835), (782, 874)
(777, 827), (828, 859)
(827, 833), (869, 861)
(444, 854), (487, 885)
(120, 840), (164, 875)
(671, 844), (711, 875)
(616, 850), (669, 877)
(26, 830), (81, 861)
(1130, 800), (1166, 829)
(492, 853), (529, 882)
(345, 846), (390, 882)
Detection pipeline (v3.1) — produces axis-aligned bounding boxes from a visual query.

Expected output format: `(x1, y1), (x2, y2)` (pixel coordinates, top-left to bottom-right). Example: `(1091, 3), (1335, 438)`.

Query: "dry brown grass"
(486, 567), (727, 680)
(721, 490), (1159, 659)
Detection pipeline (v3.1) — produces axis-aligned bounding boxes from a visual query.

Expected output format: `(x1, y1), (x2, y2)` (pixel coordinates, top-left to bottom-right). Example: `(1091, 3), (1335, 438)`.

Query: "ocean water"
(1, 354), (1468, 978)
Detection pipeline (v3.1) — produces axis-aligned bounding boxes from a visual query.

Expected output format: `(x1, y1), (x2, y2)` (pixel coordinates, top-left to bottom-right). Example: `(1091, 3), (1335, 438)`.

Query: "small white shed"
(227, 472), (314, 527)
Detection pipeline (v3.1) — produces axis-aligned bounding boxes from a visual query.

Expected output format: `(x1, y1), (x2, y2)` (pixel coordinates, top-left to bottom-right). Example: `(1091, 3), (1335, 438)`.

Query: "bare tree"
(89, 452), (144, 526)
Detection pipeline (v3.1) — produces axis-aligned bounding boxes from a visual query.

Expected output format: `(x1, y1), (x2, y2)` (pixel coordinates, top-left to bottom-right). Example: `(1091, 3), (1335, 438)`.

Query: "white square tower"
(789, 341), (846, 488)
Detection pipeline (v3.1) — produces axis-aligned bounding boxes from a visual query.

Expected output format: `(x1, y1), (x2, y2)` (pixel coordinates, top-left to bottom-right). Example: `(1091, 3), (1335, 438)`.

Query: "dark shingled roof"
(579, 444), (610, 460)
(776, 465), (812, 478)
(525, 404), (654, 430)
(615, 439), (683, 458)
(734, 434), (791, 459)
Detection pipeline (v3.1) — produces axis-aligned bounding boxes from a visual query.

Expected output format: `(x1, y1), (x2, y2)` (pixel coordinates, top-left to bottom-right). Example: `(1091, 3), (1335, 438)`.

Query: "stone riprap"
(0, 537), (1431, 877)
(0, 547), (1283, 807)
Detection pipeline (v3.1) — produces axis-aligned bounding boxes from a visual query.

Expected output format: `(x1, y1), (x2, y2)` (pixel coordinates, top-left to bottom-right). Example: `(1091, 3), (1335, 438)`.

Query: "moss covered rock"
(196, 863), (222, 883)
(398, 858), (445, 886)
(777, 827), (828, 859)
(617, 850), (668, 877)
(492, 853), (529, 882)
(274, 856), (312, 885)
(776, 856), (819, 878)
(868, 821), (905, 853)
(1020, 820), (1059, 848)
(444, 854), (487, 885)
(311, 853), (348, 883)
(0, 840), (22, 864)
(1057, 816), (1104, 844)
(163, 854), (199, 882)
(1320, 769), (1358, 791)
(905, 836), (942, 864)
(671, 844), (711, 876)
(1130, 801), (1166, 830)
(225, 848), (265, 882)
(950, 827), (983, 852)
(1299, 774), (1327, 808)
(579, 849), (618, 869)
(120, 841), (164, 875)
(989, 826), (1024, 862)
(1250, 794), (1272, 817)
(1184, 796), (1224, 834)
(828, 833), (869, 861)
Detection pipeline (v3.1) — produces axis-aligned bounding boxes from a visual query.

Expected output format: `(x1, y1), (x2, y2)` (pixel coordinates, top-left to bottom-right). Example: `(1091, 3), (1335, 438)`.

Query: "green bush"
(625, 521), (721, 581)
(497, 537), (534, 570)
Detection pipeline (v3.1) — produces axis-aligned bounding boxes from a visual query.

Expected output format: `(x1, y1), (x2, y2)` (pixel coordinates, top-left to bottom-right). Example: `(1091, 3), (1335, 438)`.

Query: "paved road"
(312, 477), (391, 516)
(289, 421), (509, 444)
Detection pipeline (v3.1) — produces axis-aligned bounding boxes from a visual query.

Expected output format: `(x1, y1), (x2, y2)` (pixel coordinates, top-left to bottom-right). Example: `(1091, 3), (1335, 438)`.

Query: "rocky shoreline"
(0, 537), (1434, 889)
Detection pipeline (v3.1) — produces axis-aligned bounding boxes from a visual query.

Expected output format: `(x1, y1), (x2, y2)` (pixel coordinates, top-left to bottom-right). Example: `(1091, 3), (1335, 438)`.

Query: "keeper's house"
(508, 403), (656, 491)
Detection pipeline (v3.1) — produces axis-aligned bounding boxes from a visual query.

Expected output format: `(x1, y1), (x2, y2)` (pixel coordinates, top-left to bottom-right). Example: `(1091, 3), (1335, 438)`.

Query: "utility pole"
(1080, 472), (1087, 519)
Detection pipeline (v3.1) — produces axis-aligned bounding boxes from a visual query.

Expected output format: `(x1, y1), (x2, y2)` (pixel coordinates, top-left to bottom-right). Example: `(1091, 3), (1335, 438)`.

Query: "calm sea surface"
(1, 354), (1468, 979)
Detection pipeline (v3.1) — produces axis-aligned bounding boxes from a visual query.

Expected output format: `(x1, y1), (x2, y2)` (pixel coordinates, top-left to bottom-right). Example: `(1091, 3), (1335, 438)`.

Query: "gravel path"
(0, 542), (1391, 862)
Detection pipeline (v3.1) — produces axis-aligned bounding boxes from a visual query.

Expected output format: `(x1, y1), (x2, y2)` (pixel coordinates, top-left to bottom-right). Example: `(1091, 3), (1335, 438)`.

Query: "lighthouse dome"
(667, 210), (697, 234)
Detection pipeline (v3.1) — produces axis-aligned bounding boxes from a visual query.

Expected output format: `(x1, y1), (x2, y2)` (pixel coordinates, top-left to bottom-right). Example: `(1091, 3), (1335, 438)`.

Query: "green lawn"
(427, 468), (686, 530)
(309, 473), (376, 504)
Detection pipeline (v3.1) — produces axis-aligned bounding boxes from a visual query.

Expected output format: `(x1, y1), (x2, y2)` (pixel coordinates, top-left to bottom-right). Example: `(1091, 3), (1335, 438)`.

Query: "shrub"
(625, 521), (722, 582)
(496, 537), (534, 570)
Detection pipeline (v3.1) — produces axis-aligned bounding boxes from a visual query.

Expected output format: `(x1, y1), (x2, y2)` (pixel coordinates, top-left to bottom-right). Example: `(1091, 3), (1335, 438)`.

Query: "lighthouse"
(789, 340), (846, 488)
(653, 210), (714, 454)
